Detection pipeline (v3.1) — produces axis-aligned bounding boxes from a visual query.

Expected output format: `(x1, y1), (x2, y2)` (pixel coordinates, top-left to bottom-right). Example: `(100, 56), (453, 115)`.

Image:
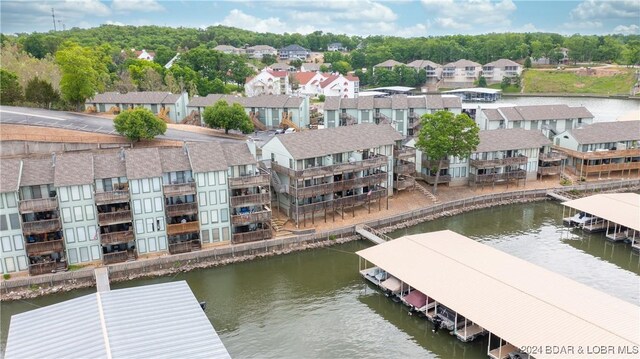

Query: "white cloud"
(570, 0), (639, 20)
(112, 0), (165, 13)
(613, 24), (639, 35)
(421, 0), (517, 30)
(0, 0), (111, 33)
(105, 20), (126, 26)
(219, 9), (287, 33)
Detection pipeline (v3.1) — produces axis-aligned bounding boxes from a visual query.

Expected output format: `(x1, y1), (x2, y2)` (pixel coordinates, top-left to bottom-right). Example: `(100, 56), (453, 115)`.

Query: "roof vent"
(51, 153), (56, 167)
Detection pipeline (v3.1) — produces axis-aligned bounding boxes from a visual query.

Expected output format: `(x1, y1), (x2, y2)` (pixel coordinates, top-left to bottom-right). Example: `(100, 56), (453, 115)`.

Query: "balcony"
(22, 218), (61, 235)
(469, 170), (527, 183)
(394, 162), (416, 175)
(94, 190), (130, 205)
(482, 70), (494, 77)
(443, 71), (455, 78)
(28, 261), (59, 276)
(26, 239), (64, 256)
(272, 155), (388, 179)
(538, 166), (562, 176)
(394, 147), (416, 160)
(163, 182), (196, 197)
(230, 192), (271, 207)
(166, 221), (200, 236)
(578, 162), (640, 174)
(394, 177), (416, 191)
(231, 210), (272, 225)
(19, 197), (58, 214)
(539, 152), (567, 162)
(100, 230), (134, 245)
(422, 159), (450, 169)
(229, 174), (270, 189)
(98, 210), (132, 226)
(470, 156), (528, 169)
(465, 71), (476, 78)
(552, 146), (640, 160)
(103, 251), (129, 265)
(166, 202), (198, 217)
(420, 173), (452, 185)
(426, 71), (437, 77)
(232, 228), (272, 244)
(168, 240), (201, 255)
(292, 172), (387, 198)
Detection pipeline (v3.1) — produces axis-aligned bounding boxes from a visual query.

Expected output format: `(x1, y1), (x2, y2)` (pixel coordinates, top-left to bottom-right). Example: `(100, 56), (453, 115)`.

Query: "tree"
(0, 69), (23, 105)
(56, 43), (109, 110)
(114, 108), (167, 142)
(25, 77), (59, 108)
(476, 75), (487, 87)
(524, 57), (532, 69)
(261, 54), (277, 65)
(416, 111), (479, 195)
(202, 100), (253, 134)
(153, 45), (175, 67)
(332, 60), (352, 75)
(289, 59), (303, 70)
(319, 64), (330, 72)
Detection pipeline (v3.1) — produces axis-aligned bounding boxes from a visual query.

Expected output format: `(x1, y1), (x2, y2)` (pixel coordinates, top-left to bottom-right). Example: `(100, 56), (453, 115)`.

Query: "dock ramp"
(356, 225), (391, 245)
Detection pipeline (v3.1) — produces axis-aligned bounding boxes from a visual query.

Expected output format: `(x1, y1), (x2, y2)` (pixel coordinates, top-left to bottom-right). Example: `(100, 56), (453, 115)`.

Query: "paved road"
(0, 106), (238, 143)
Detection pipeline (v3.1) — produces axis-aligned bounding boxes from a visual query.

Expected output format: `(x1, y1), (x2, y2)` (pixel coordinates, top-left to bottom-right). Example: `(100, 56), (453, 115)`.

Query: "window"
(77, 227), (87, 242)
(138, 238), (147, 253)
(6, 194), (16, 208)
(222, 227), (230, 241)
(152, 178), (161, 192)
(142, 179), (150, 193)
(74, 206), (84, 221)
(208, 172), (216, 186)
(82, 185), (92, 199)
(148, 237), (158, 252)
(201, 211), (209, 225)
(85, 205), (95, 220)
(71, 186), (81, 201)
(221, 209), (229, 222)
(131, 180), (140, 194)
(218, 172), (226, 185)
(156, 217), (164, 231)
(146, 218), (155, 232)
(197, 173), (206, 187)
(68, 248), (78, 264)
(9, 213), (20, 230)
(65, 228), (75, 243)
(198, 192), (207, 206)
(212, 228), (220, 242)
(154, 197), (163, 212)
(88, 226), (97, 241)
(13, 235), (23, 250)
(201, 230), (210, 243)
(211, 210), (219, 223)
(62, 208), (72, 223)
(79, 247), (90, 262)
(144, 198), (152, 213)
(209, 191), (217, 205)
(4, 258), (15, 272)
(135, 219), (144, 234)
(219, 190), (227, 204)
(1, 236), (11, 252)
(133, 200), (142, 214)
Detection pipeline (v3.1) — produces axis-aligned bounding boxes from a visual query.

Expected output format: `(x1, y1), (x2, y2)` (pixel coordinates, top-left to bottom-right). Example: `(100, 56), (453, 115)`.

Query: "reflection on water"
(2, 201), (638, 358)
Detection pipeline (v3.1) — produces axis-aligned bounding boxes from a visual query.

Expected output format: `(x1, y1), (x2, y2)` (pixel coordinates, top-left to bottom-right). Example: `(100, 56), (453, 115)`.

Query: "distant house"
(269, 63), (296, 72)
(482, 59), (522, 83)
(300, 63), (323, 72)
(441, 59), (482, 87)
(246, 45), (278, 59)
(294, 71), (359, 98)
(327, 42), (347, 52)
(244, 68), (291, 97)
(213, 45), (245, 55)
(373, 59), (403, 72)
(532, 47), (570, 66)
(406, 60), (442, 83)
(85, 92), (189, 123)
(135, 49), (155, 61)
(279, 44), (310, 60)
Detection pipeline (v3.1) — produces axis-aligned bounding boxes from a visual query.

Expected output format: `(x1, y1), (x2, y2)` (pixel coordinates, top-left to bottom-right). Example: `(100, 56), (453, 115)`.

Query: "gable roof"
(373, 59), (403, 68)
(443, 59), (482, 68)
(188, 94), (303, 109)
(54, 152), (94, 187)
(0, 159), (22, 193)
(20, 158), (55, 187)
(87, 92), (182, 105)
(566, 121), (640, 144)
(484, 58), (520, 68)
(125, 148), (162, 180)
(222, 142), (255, 166)
(186, 142), (228, 173)
(213, 45), (238, 51)
(294, 71), (319, 85)
(301, 63), (321, 71)
(93, 151), (127, 180)
(406, 60), (441, 69)
(281, 44), (309, 52)
(476, 129), (551, 153)
(247, 45), (276, 51)
(268, 123), (402, 159)
(483, 105), (594, 122)
(159, 147), (192, 173)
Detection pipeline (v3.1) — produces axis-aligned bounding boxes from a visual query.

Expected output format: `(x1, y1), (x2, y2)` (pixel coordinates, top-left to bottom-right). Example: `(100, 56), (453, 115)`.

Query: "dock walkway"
(355, 224), (390, 245)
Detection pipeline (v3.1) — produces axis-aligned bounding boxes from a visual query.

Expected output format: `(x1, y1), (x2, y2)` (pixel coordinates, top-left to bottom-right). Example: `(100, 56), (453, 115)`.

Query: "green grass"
(488, 83), (521, 93)
(522, 69), (636, 95)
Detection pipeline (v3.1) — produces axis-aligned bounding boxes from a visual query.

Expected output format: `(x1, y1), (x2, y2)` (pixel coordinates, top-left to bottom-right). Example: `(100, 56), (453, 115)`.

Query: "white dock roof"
(563, 193), (640, 231)
(356, 230), (640, 359)
(5, 281), (231, 359)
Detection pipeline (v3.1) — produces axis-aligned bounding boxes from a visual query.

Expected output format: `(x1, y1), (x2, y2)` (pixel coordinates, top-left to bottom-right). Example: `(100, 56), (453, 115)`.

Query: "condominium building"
(0, 141), (272, 276)
(261, 124), (402, 227)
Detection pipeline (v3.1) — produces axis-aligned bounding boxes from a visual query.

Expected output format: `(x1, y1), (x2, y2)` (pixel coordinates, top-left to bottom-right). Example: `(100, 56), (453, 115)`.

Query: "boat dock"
(547, 191), (571, 202)
(355, 224), (390, 245)
(356, 230), (640, 359)
(562, 193), (640, 246)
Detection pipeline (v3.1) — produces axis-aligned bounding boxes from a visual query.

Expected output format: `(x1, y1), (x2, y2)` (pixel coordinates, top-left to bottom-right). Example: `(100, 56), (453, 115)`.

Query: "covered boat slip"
(356, 230), (640, 359)
(562, 193), (640, 243)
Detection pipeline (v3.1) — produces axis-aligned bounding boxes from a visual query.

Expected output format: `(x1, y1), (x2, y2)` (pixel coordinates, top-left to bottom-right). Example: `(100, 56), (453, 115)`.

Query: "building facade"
(482, 59), (522, 83)
(85, 92), (189, 123)
(406, 60), (442, 83)
(442, 59), (482, 87)
(246, 45), (278, 59)
(294, 72), (360, 98)
(279, 44), (310, 60)
(244, 68), (291, 97)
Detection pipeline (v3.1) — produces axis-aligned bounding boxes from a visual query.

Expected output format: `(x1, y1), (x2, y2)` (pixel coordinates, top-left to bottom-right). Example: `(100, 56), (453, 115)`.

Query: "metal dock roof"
(562, 193), (640, 231)
(356, 230), (640, 359)
(5, 281), (231, 359)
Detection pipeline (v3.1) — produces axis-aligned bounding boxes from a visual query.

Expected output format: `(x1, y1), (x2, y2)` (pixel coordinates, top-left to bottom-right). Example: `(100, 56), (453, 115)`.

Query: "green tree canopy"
(332, 60), (352, 75)
(261, 54), (277, 65)
(202, 100), (254, 134)
(25, 77), (60, 108)
(477, 75), (487, 87)
(55, 42), (109, 109)
(114, 107), (167, 142)
(416, 111), (479, 194)
(0, 69), (23, 105)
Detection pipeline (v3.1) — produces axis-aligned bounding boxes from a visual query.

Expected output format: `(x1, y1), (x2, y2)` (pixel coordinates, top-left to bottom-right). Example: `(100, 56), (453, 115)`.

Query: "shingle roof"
(281, 44), (309, 52)
(484, 59), (520, 68)
(425, 95), (444, 109)
(301, 63), (321, 71)
(324, 96), (341, 110)
(54, 152), (94, 187)
(374, 59), (403, 68)
(186, 142), (228, 173)
(373, 97), (392, 109)
(125, 148), (162, 180)
(294, 71), (318, 85)
(443, 59), (482, 68)
(270, 123), (402, 159)
(357, 96), (374, 110)
(187, 94), (303, 109)
(222, 142), (255, 166)
(86, 92), (182, 105)
(93, 151), (127, 179)
(406, 60), (441, 69)
(247, 45), (276, 51)
(567, 121), (640, 145)
(442, 96), (462, 108)
(324, 94), (460, 111)
(407, 96), (427, 108)
(391, 95), (408, 109)
(0, 159), (21, 193)
(159, 147), (192, 173)
(340, 98), (357, 109)
(20, 158), (55, 187)
(476, 129), (551, 153)
(214, 45), (238, 51)
(484, 105), (594, 122)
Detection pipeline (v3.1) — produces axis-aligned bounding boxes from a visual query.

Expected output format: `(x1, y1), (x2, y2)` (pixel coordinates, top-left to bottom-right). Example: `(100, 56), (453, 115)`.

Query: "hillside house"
(294, 72), (359, 98)
(213, 45), (245, 55)
(442, 59), (482, 87)
(406, 60), (442, 83)
(482, 59), (522, 83)
(373, 59), (403, 72)
(244, 68), (291, 97)
(279, 44), (310, 60)
(85, 92), (189, 123)
(246, 45), (278, 59)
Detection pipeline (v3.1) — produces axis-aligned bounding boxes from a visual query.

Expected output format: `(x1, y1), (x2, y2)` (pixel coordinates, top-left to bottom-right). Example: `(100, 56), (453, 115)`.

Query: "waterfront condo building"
(85, 91), (189, 123)
(0, 141), (272, 276)
(261, 124), (402, 227)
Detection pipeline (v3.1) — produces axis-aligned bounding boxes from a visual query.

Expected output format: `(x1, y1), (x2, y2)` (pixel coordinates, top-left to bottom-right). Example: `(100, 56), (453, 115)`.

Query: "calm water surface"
(2, 201), (639, 358)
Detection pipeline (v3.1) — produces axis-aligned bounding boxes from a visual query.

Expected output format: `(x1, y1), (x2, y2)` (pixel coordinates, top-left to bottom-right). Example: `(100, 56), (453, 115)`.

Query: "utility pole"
(51, 8), (57, 31)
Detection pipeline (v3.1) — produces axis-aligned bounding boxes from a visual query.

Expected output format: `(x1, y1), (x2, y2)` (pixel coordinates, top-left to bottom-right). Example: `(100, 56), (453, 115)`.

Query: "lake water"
(2, 201), (638, 358)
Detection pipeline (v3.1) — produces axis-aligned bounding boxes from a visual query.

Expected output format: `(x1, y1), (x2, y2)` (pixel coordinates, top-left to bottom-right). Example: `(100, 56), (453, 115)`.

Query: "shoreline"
(501, 93), (639, 100)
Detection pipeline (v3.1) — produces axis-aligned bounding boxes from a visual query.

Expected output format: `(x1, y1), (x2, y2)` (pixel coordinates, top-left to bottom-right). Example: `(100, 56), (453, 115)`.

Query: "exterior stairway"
(415, 181), (439, 204)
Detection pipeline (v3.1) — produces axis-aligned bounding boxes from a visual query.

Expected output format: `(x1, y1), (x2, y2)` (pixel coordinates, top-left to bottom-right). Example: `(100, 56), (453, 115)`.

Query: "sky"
(1, 0), (639, 36)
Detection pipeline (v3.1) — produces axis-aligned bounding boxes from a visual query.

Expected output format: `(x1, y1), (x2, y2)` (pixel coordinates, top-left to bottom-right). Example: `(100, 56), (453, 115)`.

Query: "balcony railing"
(466, 71), (476, 77)
(166, 221), (200, 236)
(22, 218), (61, 235)
(168, 240), (201, 255)
(394, 147), (416, 159)
(422, 159), (450, 169)
(98, 210), (132, 226)
(394, 162), (416, 175)
(94, 190), (130, 205)
(229, 174), (270, 189)
(29, 261), (59, 276)
(272, 155), (388, 179)
(166, 202), (198, 217)
(578, 162), (640, 173)
(552, 146), (640, 160)
(230, 192), (271, 207)
(470, 156), (528, 168)
(469, 170), (527, 183)
(19, 197), (58, 213)
(26, 239), (64, 255)
(163, 182), (196, 197)
(426, 71), (437, 77)
(232, 228), (272, 244)
(419, 173), (452, 184)
(292, 172), (387, 198)
(394, 177), (416, 190)
(537, 166), (562, 176)
(103, 251), (129, 265)
(297, 188), (387, 215)
(539, 152), (567, 161)
(100, 230), (134, 245)
(231, 210), (272, 225)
